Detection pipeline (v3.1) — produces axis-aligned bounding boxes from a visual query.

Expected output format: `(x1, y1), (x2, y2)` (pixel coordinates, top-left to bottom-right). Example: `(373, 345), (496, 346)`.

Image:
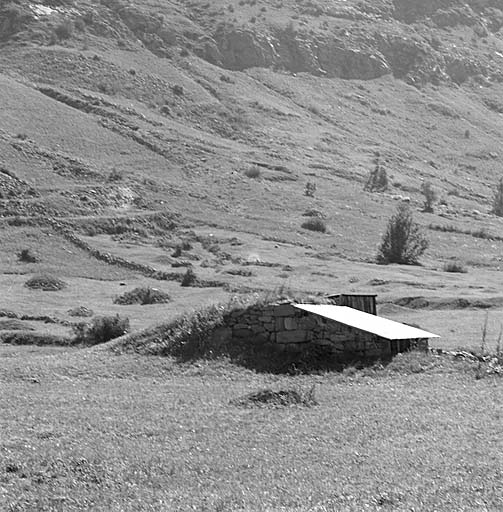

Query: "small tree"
(365, 161), (388, 192)
(377, 203), (428, 264)
(304, 181), (316, 197)
(492, 178), (503, 217)
(421, 181), (436, 213)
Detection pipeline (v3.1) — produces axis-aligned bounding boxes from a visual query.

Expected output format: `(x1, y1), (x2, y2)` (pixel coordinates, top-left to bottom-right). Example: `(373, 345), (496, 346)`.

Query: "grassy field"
(3, 2), (503, 509)
(1, 345), (502, 511)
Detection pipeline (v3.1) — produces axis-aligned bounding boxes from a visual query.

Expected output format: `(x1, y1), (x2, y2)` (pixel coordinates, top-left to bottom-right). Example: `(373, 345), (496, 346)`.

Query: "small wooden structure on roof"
(325, 293), (377, 315)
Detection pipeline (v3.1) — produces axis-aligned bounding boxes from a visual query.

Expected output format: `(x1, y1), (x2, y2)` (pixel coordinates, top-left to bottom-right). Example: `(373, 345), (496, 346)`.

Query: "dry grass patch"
(231, 386), (318, 407)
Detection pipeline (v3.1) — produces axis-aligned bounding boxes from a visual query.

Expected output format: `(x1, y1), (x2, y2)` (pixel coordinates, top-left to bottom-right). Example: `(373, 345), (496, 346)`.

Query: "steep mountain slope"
(3, 0), (503, 342)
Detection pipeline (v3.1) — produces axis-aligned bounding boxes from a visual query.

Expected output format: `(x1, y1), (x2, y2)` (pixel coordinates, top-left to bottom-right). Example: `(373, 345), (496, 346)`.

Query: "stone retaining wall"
(215, 301), (428, 361)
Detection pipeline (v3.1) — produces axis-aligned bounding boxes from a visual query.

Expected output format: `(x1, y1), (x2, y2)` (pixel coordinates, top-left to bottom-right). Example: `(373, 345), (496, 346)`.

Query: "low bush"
(67, 306), (94, 317)
(171, 241), (191, 257)
(181, 267), (197, 287)
(0, 319), (34, 331)
(54, 19), (73, 40)
(302, 208), (324, 218)
(17, 248), (38, 263)
(73, 315), (129, 345)
(301, 218), (327, 233)
(114, 287), (171, 305)
(25, 274), (67, 291)
(0, 332), (73, 346)
(171, 84), (184, 96)
(244, 165), (261, 178)
(443, 261), (467, 273)
(106, 168), (123, 182)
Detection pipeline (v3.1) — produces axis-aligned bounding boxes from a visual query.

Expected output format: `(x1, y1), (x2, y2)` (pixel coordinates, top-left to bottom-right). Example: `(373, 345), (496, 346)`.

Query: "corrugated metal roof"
(294, 304), (440, 340)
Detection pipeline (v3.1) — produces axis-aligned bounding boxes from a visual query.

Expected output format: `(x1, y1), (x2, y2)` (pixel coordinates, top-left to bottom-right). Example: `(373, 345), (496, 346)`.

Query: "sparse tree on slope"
(377, 203), (428, 264)
(421, 181), (436, 213)
(492, 178), (503, 217)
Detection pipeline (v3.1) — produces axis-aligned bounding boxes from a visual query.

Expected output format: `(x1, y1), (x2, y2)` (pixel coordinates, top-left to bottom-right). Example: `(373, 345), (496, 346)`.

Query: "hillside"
(3, 0), (503, 346)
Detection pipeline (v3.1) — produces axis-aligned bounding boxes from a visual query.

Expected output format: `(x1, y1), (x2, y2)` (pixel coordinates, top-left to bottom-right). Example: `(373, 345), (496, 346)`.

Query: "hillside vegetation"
(3, 0), (503, 344)
(2, 3), (503, 510)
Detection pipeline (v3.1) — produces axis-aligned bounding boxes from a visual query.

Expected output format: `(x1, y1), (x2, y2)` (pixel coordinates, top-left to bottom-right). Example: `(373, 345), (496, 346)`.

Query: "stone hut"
(219, 294), (439, 361)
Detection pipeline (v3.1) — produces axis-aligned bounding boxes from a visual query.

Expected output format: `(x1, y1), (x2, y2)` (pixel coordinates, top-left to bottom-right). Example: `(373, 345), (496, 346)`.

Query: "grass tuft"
(231, 386), (318, 407)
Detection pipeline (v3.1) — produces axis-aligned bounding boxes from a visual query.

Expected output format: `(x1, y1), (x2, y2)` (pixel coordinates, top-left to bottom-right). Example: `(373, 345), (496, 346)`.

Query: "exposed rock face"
(2, 0), (503, 86)
(392, 0), (465, 23)
(210, 26), (390, 81)
(212, 28), (275, 70)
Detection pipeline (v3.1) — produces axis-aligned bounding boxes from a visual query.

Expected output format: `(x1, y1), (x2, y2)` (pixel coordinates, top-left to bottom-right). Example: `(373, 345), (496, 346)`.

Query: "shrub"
(107, 168), (123, 182)
(0, 332), (72, 346)
(67, 306), (94, 317)
(74, 17), (85, 31)
(17, 248), (38, 263)
(492, 177), (503, 216)
(443, 261), (467, 273)
(114, 287), (171, 305)
(172, 241), (191, 257)
(54, 19), (73, 40)
(181, 267), (197, 287)
(73, 315), (129, 345)
(377, 203), (428, 264)
(365, 161), (388, 192)
(171, 84), (184, 96)
(301, 218), (327, 233)
(25, 274), (66, 291)
(302, 208), (324, 218)
(244, 165), (260, 178)
(421, 181), (436, 213)
(304, 181), (316, 197)
(0, 319), (34, 331)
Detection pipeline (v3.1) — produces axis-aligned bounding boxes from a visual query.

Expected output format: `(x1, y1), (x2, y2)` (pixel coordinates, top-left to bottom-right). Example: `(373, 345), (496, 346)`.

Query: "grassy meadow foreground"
(1, 345), (502, 512)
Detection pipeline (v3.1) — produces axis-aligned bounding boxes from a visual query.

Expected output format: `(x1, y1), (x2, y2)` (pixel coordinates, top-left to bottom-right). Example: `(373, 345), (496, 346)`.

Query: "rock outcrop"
(2, 0), (503, 86)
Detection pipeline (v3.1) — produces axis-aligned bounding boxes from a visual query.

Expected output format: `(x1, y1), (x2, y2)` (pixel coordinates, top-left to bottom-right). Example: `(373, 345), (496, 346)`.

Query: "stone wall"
(215, 301), (428, 361)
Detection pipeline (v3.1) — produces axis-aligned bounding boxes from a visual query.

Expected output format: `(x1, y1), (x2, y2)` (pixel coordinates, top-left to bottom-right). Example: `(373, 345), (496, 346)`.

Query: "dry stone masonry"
(214, 301), (428, 362)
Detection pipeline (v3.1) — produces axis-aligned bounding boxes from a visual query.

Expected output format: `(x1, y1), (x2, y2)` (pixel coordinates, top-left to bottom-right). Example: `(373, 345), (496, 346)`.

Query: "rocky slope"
(4, 0), (503, 86)
(3, 0), (503, 274)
